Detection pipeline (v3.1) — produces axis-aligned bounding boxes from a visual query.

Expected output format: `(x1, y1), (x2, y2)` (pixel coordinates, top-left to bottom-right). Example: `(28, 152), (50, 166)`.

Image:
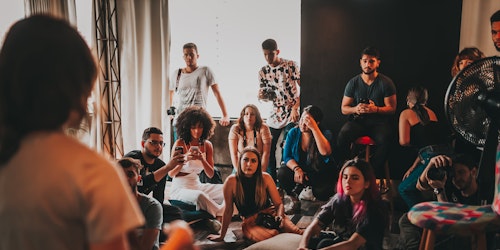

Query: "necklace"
(243, 127), (257, 148)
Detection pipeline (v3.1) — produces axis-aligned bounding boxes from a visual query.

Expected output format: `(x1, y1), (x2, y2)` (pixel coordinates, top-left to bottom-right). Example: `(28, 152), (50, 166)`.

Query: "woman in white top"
(228, 104), (272, 172)
(169, 106), (224, 218)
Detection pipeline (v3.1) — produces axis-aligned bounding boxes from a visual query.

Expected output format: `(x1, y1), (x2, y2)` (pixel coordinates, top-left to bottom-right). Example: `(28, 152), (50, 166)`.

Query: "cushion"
(244, 233), (302, 250)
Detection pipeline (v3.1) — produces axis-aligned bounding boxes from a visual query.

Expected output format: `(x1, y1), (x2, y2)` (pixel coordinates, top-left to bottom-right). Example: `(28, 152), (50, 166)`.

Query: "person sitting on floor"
(207, 147), (303, 243)
(168, 106), (224, 233)
(228, 104), (272, 172)
(278, 105), (337, 206)
(398, 154), (496, 250)
(117, 157), (163, 250)
(298, 158), (388, 250)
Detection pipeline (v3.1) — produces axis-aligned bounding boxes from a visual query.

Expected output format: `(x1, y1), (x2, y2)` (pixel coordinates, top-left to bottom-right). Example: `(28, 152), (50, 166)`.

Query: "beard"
(496, 44), (500, 52)
(145, 147), (160, 159)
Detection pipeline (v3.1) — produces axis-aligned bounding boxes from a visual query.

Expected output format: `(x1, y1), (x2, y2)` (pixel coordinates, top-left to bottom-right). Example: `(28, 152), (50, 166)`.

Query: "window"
(169, 0), (300, 118)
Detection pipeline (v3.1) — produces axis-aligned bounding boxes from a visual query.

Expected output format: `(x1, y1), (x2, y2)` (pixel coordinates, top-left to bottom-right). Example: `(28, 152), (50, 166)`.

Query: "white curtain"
(117, 0), (171, 155)
(460, 0), (500, 56)
(24, 0), (76, 25)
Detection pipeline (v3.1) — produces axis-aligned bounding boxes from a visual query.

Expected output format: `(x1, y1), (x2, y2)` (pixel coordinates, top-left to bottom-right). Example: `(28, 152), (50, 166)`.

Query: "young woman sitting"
(207, 147), (303, 243)
(228, 104), (272, 172)
(298, 158), (388, 250)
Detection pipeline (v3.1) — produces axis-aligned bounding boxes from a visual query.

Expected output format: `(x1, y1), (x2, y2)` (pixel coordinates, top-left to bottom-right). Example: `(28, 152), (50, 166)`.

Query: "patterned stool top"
(408, 201), (500, 236)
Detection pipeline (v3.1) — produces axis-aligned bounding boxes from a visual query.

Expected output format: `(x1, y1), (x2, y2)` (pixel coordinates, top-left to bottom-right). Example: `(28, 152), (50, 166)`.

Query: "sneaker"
(299, 186), (316, 201)
(204, 219), (221, 234)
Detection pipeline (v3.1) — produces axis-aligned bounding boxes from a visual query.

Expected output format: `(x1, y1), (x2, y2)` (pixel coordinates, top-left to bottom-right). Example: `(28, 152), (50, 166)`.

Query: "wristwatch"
(433, 188), (444, 195)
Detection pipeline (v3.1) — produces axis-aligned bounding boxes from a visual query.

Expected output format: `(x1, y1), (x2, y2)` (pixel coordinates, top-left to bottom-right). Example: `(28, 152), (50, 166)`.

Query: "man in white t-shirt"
(169, 43), (230, 128)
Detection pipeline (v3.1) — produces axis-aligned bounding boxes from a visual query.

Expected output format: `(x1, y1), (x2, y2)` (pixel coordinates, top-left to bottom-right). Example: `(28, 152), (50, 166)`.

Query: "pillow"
(244, 233), (302, 250)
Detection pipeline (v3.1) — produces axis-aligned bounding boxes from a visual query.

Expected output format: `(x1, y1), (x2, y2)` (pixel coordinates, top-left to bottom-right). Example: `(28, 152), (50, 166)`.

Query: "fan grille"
(445, 57), (500, 147)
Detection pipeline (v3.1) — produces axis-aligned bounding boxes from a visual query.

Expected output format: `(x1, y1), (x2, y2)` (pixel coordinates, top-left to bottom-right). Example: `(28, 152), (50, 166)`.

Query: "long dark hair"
(175, 106), (215, 144)
(234, 147), (267, 208)
(303, 105), (323, 171)
(0, 15), (97, 165)
(407, 86), (430, 125)
(335, 158), (380, 226)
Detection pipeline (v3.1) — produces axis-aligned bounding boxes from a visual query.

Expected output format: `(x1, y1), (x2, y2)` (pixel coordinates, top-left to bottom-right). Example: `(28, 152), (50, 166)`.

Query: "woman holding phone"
(169, 106), (224, 232)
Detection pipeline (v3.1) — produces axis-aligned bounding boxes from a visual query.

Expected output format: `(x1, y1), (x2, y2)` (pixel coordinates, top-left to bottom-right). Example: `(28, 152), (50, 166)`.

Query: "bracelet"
(292, 166), (300, 172)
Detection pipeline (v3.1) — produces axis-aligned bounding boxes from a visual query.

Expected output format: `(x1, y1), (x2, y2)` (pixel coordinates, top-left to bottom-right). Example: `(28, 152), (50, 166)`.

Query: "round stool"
(352, 136), (392, 194)
(408, 201), (500, 250)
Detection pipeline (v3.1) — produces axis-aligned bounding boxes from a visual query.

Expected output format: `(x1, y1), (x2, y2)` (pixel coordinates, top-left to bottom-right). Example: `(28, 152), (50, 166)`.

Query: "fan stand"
(477, 124), (498, 204)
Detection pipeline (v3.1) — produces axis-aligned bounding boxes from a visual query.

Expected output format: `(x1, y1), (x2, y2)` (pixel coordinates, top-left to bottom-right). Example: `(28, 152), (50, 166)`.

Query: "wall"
(301, 0), (463, 178)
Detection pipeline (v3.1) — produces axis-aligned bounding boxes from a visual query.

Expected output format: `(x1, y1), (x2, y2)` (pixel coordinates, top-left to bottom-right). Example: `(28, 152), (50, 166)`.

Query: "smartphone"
(190, 146), (199, 153)
(358, 98), (369, 104)
(175, 146), (184, 154)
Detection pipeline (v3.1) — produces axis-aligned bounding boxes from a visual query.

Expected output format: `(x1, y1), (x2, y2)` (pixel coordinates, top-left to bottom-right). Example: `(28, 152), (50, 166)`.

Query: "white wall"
(169, 0), (301, 118)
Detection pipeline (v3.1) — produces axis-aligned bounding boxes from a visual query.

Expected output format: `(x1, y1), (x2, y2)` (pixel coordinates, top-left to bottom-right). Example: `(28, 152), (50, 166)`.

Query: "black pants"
(337, 118), (394, 178)
(277, 164), (336, 201)
(269, 123), (296, 183)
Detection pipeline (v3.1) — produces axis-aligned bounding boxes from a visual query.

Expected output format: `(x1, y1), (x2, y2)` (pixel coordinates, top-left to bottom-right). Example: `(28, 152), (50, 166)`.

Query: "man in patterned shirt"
(258, 38), (301, 182)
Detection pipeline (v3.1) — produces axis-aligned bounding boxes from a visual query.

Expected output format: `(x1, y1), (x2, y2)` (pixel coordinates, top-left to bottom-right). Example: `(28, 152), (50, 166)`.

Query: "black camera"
(259, 86), (277, 102)
(255, 213), (281, 230)
(167, 106), (176, 115)
(427, 166), (453, 181)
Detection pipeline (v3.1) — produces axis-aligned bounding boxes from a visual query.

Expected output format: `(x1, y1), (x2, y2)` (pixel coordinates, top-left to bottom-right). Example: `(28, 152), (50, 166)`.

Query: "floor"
(191, 197), (405, 250)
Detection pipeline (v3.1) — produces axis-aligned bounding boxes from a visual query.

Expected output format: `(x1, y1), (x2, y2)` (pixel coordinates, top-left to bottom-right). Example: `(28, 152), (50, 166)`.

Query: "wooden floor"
(192, 200), (327, 250)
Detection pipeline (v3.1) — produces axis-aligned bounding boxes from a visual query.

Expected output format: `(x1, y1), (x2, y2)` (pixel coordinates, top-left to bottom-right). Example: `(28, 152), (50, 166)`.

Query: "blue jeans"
(398, 144), (453, 208)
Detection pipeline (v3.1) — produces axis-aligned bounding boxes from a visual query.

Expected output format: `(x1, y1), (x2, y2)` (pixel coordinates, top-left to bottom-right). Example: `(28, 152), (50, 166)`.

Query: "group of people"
(2, 9), (500, 250)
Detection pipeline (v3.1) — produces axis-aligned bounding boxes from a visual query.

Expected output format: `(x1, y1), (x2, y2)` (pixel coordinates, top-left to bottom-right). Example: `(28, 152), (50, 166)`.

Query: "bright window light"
(169, 0), (300, 118)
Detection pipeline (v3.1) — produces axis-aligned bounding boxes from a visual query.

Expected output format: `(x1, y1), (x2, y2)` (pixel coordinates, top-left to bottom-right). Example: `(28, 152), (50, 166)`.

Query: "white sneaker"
(205, 219), (221, 234)
(299, 186), (316, 201)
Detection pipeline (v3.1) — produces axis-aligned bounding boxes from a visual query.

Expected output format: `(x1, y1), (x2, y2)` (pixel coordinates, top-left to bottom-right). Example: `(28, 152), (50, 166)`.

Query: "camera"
(256, 213), (281, 230)
(259, 86), (277, 102)
(167, 106), (176, 115)
(427, 166), (453, 181)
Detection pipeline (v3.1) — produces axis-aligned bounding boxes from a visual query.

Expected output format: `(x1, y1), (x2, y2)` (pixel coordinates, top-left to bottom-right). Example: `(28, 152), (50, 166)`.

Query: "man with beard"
(118, 157), (163, 250)
(398, 154), (488, 250)
(491, 10), (500, 52)
(337, 46), (397, 179)
(125, 127), (185, 225)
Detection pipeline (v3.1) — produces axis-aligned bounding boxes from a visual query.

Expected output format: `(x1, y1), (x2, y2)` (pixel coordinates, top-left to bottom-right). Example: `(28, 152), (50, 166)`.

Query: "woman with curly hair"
(298, 158), (387, 250)
(168, 106), (223, 229)
(228, 104), (272, 172)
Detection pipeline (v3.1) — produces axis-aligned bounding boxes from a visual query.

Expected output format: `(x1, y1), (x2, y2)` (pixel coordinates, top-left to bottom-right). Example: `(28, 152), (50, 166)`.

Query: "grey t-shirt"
(137, 193), (163, 250)
(170, 66), (215, 117)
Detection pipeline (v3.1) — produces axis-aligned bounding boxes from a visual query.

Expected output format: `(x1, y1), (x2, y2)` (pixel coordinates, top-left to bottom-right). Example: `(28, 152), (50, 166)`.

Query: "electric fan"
(445, 56), (500, 203)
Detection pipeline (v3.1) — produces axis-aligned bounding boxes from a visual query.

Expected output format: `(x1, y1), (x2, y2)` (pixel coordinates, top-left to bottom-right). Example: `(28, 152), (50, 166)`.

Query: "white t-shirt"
(170, 66), (215, 117)
(0, 132), (144, 249)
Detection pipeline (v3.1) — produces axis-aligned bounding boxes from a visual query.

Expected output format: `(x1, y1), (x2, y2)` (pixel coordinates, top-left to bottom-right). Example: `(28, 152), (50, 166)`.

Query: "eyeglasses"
(146, 140), (165, 147)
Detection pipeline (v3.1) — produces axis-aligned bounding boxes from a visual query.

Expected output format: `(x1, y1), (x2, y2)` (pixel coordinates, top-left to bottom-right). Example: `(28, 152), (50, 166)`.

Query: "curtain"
(460, 0), (500, 56)
(117, 0), (171, 155)
(24, 0), (76, 25)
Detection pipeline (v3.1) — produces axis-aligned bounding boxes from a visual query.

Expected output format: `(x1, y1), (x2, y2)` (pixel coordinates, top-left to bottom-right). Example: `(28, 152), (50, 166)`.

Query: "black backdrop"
(300, 0), (463, 178)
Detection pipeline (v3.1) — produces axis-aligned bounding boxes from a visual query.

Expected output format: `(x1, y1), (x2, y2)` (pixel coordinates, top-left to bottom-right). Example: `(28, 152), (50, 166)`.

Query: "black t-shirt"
(316, 195), (387, 250)
(124, 150), (167, 204)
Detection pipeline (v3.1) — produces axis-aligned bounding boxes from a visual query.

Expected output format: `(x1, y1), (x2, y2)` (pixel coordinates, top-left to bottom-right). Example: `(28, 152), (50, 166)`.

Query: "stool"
(353, 136), (395, 231)
(352, 136), (392, 195)
(408, 201), (500, 250)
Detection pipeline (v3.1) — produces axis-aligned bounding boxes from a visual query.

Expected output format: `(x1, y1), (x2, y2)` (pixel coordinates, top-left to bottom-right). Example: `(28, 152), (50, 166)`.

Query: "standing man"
(124, 127), (184, 222)
(491, 10), (500, 52)
(258, 38), (301, 182)
(337, 46), (396, 179)
(169, 42), (230, 127)
(118, 157), (163, 250)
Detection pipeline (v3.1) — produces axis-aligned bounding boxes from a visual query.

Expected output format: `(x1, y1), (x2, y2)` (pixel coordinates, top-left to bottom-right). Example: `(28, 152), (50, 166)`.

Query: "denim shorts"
(418, 144), (454, 163)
